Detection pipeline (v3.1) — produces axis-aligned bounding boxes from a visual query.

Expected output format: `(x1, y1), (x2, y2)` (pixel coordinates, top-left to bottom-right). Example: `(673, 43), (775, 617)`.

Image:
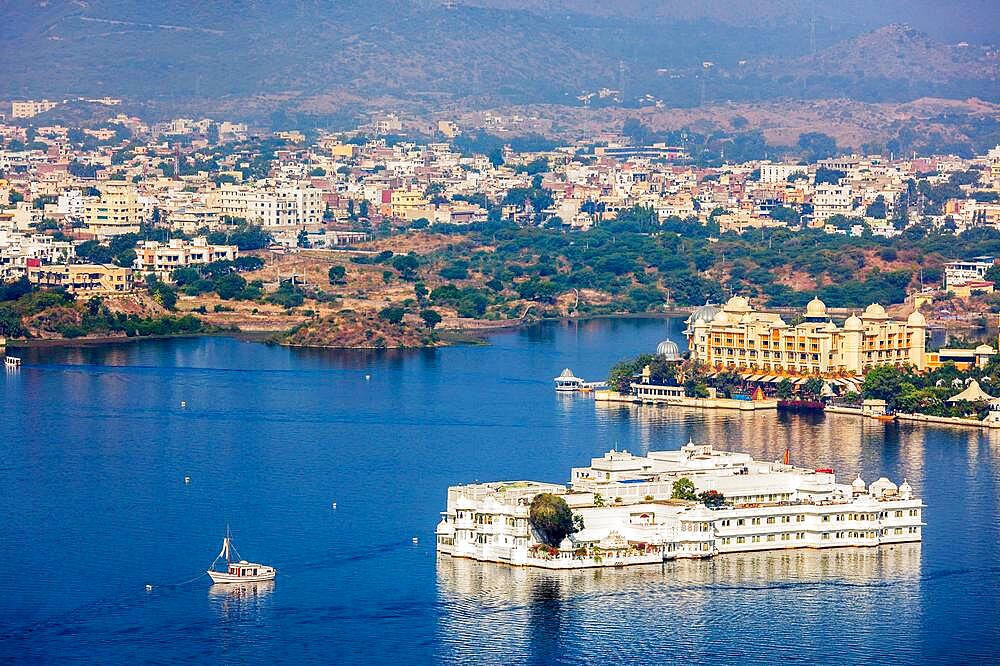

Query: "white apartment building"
(436, 442), (922, 569)
(758, 162), (806, 184)
(208, 183), (323, 230)
(812, 184), (855, 222)
(944, 257), (996, 289)
(57, 190), (86, 220)
(0, 231), (75, 280)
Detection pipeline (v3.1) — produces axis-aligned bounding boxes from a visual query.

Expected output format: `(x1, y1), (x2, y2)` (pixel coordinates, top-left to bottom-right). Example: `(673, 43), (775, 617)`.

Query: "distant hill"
(1, 1), (996, 123)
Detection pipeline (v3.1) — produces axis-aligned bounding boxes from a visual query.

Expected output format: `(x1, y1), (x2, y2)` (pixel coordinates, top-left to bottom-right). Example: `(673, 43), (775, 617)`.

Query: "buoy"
(330, 501), (337, 509)
(145, 584), (153, 591)
(412, 537), (419, 544)
(180, 401), (187, 408)
(364, 374), (371, 381)
(184, 476), (191, 484)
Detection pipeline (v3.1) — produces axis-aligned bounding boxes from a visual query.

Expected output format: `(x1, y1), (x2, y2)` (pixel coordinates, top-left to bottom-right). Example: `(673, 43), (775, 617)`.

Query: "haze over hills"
(1, 0), (997, 125)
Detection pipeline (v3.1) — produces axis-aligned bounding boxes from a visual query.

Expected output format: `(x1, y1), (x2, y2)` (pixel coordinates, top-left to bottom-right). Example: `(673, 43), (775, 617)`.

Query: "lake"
(1, 318), (998, 664)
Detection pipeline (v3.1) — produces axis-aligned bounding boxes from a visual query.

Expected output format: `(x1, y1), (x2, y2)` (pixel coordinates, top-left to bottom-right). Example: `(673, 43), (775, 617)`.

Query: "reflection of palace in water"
(436, 545), (921, 662)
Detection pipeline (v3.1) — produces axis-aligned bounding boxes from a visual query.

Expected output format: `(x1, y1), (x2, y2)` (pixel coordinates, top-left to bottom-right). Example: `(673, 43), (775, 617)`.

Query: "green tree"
(861, 365), (914, 411)
(419, 309), (442, 330)
(328, 265), (346, 285)
(378, 306), (405, 324)
(392, 254), (419, 281)
(671, 477), (697, 501)
(802, 377), (825, 400)
(528, 493), (579, 547)
(776, 378), (794, 399)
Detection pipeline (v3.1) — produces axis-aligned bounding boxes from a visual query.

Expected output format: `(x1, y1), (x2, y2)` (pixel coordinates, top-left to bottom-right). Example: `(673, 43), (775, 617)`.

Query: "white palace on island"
(435, 442), (923, 569)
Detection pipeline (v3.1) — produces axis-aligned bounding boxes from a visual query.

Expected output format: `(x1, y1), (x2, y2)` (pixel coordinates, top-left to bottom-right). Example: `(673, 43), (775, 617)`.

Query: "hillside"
(2, 1), (996, 123)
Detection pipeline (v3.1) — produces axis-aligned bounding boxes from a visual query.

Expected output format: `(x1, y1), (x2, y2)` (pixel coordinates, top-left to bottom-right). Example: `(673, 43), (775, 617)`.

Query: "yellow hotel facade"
(685, 296), (927, 378)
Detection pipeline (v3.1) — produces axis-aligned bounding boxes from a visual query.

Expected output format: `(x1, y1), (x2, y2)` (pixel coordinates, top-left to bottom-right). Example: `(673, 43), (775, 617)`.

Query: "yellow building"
(390, 190), (433, 221)
(11, 99), (58, 119)
(685, 296), (927, 378)
(85, 181), (143, 237)
(27, 264), (134, 295)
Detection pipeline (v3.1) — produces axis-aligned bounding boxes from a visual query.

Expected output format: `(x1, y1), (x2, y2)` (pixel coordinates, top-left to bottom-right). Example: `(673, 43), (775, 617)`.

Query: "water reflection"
(208, 581), (275, 622)
(436, 545), (922, 664)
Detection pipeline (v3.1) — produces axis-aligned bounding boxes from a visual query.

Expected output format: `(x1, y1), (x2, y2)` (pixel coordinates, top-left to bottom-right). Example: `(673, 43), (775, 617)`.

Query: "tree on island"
(671, 477), (697, 501)
(529, 493), (582, 547)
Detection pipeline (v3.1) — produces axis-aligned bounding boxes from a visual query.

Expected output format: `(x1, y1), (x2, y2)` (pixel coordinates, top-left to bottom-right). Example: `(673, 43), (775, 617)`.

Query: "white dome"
(656, 339), (681, 361)
(862, 303), (889, 320)
(907, 310), (927, 326)
(805, 296), (828, 318)
(723, 295), (752, 313)
(852, 474), (867, 492)
(844, 314), (864, 331)
(687, 303), (720, 325)
(712, 310), (730, 324)
(868, 477), (898, 497)
(898, 479), (913, 499)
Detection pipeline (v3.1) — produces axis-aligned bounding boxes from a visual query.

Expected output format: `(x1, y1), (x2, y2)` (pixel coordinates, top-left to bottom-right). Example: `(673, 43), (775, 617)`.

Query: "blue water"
(1, 318), (998, 664)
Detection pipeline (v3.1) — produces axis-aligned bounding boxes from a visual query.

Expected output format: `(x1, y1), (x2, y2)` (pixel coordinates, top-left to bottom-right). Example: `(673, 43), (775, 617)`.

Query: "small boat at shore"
(206, 529), (276, 584)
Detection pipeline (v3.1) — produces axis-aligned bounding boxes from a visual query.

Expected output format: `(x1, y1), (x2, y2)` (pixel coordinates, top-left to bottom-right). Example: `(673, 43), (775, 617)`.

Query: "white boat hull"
(207, 569), (276, 584)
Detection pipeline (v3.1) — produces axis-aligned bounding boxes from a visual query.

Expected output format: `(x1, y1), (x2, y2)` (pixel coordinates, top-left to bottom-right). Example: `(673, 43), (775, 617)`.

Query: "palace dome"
(907, 310), (927, 327)
(712, 310), (730, 324)
(898, 479), (913, 500)
(852, 474), (867, 494)
(687, 303), (720, 325)
(868, 477), (898, 498)
(862, 303), (889, 320)
(723, 295), (752, 313)
(656, 339), (681, 361)
(805, 296), (828, 318)
(844, 314), (864, 331)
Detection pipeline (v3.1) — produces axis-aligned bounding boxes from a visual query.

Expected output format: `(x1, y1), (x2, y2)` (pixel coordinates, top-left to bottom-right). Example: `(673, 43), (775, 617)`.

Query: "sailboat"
(206, 528), (276, 584)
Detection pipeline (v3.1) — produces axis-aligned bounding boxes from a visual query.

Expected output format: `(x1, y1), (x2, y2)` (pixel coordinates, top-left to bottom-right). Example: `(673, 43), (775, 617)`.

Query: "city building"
(0, 232), (75, 280)
(436, 442), (922, 569)
(943, 257), (996, 290)
(27, 263), (134, 294)
(167, 206), (221, 235)
(11, 99), (59, 119)
(134, 237), (238, 280)
(85, 181), (144, 237)
(684, 296), (927, 378)
(208, 183), (324, 230)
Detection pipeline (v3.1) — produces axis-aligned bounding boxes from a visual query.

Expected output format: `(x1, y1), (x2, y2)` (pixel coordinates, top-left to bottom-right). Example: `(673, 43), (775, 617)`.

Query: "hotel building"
(27, 263), (134, 295)
(85, 181), (144, 238)
(436, 442), (922, 569)
(134, 237), (239, 281)
(684, 296), (927, 378)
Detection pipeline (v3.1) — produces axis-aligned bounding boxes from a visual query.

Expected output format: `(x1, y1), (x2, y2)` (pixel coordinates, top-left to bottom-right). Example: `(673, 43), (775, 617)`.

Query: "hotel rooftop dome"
(656, 338), (681, 361)
(722, 295), (752, 313)
(862, 303), (889, 320)
(686, 302), (720, 325)
(804, 296), (828, 320)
